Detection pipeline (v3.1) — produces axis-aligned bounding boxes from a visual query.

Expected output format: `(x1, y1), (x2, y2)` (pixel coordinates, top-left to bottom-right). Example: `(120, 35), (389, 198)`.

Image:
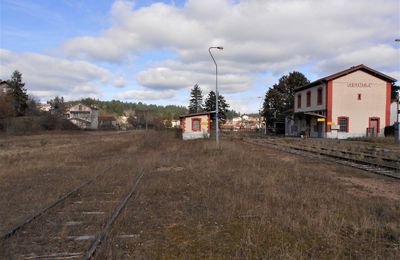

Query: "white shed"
(180, 112), (213, 140)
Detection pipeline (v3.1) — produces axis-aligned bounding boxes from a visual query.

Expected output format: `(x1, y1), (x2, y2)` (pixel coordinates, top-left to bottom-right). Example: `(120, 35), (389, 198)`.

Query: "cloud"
(136, 67), (193, 90)
(136, 62), (252, 93)
(228, 96), (264, 114)
(113, 77), (126, 88)
(315, 44), (400, 74)
(0, 49), (111, 101)
(60, 0), (399, 96)
(114, 89), (175, 100)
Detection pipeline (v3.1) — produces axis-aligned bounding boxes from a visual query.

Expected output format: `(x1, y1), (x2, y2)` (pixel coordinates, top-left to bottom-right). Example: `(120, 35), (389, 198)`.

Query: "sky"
(1, 0), (399, 113)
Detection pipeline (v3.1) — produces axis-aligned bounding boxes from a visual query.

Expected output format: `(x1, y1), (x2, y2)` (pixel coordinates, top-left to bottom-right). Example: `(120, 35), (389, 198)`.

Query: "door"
(317, 122), (323, 138)
(369, 118), (379, 136)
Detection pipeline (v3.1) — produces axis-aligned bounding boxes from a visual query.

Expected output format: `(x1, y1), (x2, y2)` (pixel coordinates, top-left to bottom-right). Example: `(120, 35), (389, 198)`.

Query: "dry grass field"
(1, 131), (399, 258)
(0, 131), (139, 235)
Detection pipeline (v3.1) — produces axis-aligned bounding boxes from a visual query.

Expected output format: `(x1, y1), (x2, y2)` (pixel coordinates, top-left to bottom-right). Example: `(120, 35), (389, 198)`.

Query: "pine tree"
(261, 71), (309, 126)
(188, 84), (203, 113)
(48, 96), (65, 115)
(218, 94), (229, 123)
(204, 90), (216, 112)
(8, 70), (28, 116)
(204, 91), (230, 124)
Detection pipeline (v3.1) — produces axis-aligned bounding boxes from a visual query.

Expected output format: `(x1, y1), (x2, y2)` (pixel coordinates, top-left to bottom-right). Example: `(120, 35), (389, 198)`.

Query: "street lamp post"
(395, 39), (400, 144)
(209, 46), (223, 146)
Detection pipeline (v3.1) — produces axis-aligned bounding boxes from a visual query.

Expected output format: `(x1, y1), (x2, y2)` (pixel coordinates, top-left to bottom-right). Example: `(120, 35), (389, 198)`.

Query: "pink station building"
(286, 64), (397, 139)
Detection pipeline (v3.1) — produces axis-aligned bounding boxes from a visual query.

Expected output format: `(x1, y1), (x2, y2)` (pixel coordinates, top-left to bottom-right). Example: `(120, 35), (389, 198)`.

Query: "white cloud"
(60, 0), (398, 96)
(72, 83), (103, 97)
(136, 62), (252, 93)
(0, 49), (111, 101)
(113, 77), (126, 88)
(228, 96), (264, 114)
(114, 89), (175, 100)
(136, 67), (193, 90)
(387, 71), (400, 82)
(315, 44), (400, 74)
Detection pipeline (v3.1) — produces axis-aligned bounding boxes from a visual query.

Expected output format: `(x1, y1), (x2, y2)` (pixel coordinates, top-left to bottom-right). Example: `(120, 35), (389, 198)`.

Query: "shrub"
(384, 125), (394, 137)
(0, 114), (78, 134)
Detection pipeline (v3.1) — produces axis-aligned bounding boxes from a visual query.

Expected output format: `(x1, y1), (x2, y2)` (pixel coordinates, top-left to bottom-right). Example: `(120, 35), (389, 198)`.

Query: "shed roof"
(0, 80), (10, 86)
(296, 64), (397, 91)
(179, 111), (215, 118)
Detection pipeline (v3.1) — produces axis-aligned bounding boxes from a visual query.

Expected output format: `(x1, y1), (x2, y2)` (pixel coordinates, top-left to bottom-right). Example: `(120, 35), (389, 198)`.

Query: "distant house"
(64, 103), (98, 129)
(98, 115), (117, 129)
(0, 81), (11, 95)
(163, 119), (181, 128)
(226, 115), (261, 130)
(38, 103), (52, 112)
(180, 112), (213, 140)
(171, 119), (181, 128)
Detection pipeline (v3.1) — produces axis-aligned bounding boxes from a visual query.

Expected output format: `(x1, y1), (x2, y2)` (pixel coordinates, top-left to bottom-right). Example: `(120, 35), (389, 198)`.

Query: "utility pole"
(209, 46), (224, 146)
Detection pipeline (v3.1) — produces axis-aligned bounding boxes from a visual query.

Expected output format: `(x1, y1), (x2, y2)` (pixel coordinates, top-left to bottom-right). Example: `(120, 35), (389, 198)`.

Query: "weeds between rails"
(244, 138), (400, 180)
(2, 162), (144, 259)
(0, 132), (159, 259)
(83, 170), (146, 259)
(4, 157), (145, 259)
(1, 159), (120, 241)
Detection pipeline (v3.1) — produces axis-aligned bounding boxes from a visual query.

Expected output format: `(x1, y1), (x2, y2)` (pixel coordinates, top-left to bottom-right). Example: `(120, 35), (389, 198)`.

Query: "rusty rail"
(1, 161), (118, 240)
(243, 139), (400, 180)
(83, 169), (146, 259)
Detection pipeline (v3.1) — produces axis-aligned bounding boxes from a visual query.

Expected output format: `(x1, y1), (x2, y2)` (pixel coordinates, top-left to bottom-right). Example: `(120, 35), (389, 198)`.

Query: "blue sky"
(1, 0), (399, 113)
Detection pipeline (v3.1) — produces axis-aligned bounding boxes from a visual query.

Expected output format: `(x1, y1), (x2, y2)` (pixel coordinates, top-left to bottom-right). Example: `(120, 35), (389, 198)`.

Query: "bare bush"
(1, 114), (78, 134)
(0, 94), (15, 120)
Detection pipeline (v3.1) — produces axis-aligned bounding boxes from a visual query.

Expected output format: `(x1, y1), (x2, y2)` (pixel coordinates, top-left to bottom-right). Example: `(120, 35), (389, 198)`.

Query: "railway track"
(1, 159), (146, 259)
(1, 161), (118, 242)
(243, 138), (400, 180)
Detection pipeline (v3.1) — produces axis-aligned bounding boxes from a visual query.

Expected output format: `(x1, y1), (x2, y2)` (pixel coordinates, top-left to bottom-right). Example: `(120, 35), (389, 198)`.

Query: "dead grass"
(100, 133), (399, 259)
(0, 131), (399, 258)
(0, 131), (141, 235)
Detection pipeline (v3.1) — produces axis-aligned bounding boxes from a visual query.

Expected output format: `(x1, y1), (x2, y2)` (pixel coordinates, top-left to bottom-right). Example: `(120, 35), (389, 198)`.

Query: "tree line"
(49, 97), (188, 120)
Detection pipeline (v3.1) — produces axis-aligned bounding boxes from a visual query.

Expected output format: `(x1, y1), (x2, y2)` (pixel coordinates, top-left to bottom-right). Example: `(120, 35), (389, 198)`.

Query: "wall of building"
(330, 70), (387, 138)
(295, 83), (326, 113)
(286, 115), (326, 138)
(0, 83), (9, 94)
(390, 101), (399, 125)
(90, 110), (98, 129)
(182, 114), (210, 140)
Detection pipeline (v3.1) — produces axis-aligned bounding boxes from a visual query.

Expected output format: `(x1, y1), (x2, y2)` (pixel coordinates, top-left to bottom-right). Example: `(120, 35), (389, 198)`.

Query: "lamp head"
(217, 46), (224, 50)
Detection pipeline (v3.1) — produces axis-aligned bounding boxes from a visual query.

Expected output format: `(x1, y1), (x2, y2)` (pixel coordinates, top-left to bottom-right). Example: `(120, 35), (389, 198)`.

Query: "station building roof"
(296, 64), (397, 91)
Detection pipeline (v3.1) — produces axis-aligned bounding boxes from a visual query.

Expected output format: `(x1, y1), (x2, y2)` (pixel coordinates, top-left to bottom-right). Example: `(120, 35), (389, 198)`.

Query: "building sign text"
(347, 82), (372, 88)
